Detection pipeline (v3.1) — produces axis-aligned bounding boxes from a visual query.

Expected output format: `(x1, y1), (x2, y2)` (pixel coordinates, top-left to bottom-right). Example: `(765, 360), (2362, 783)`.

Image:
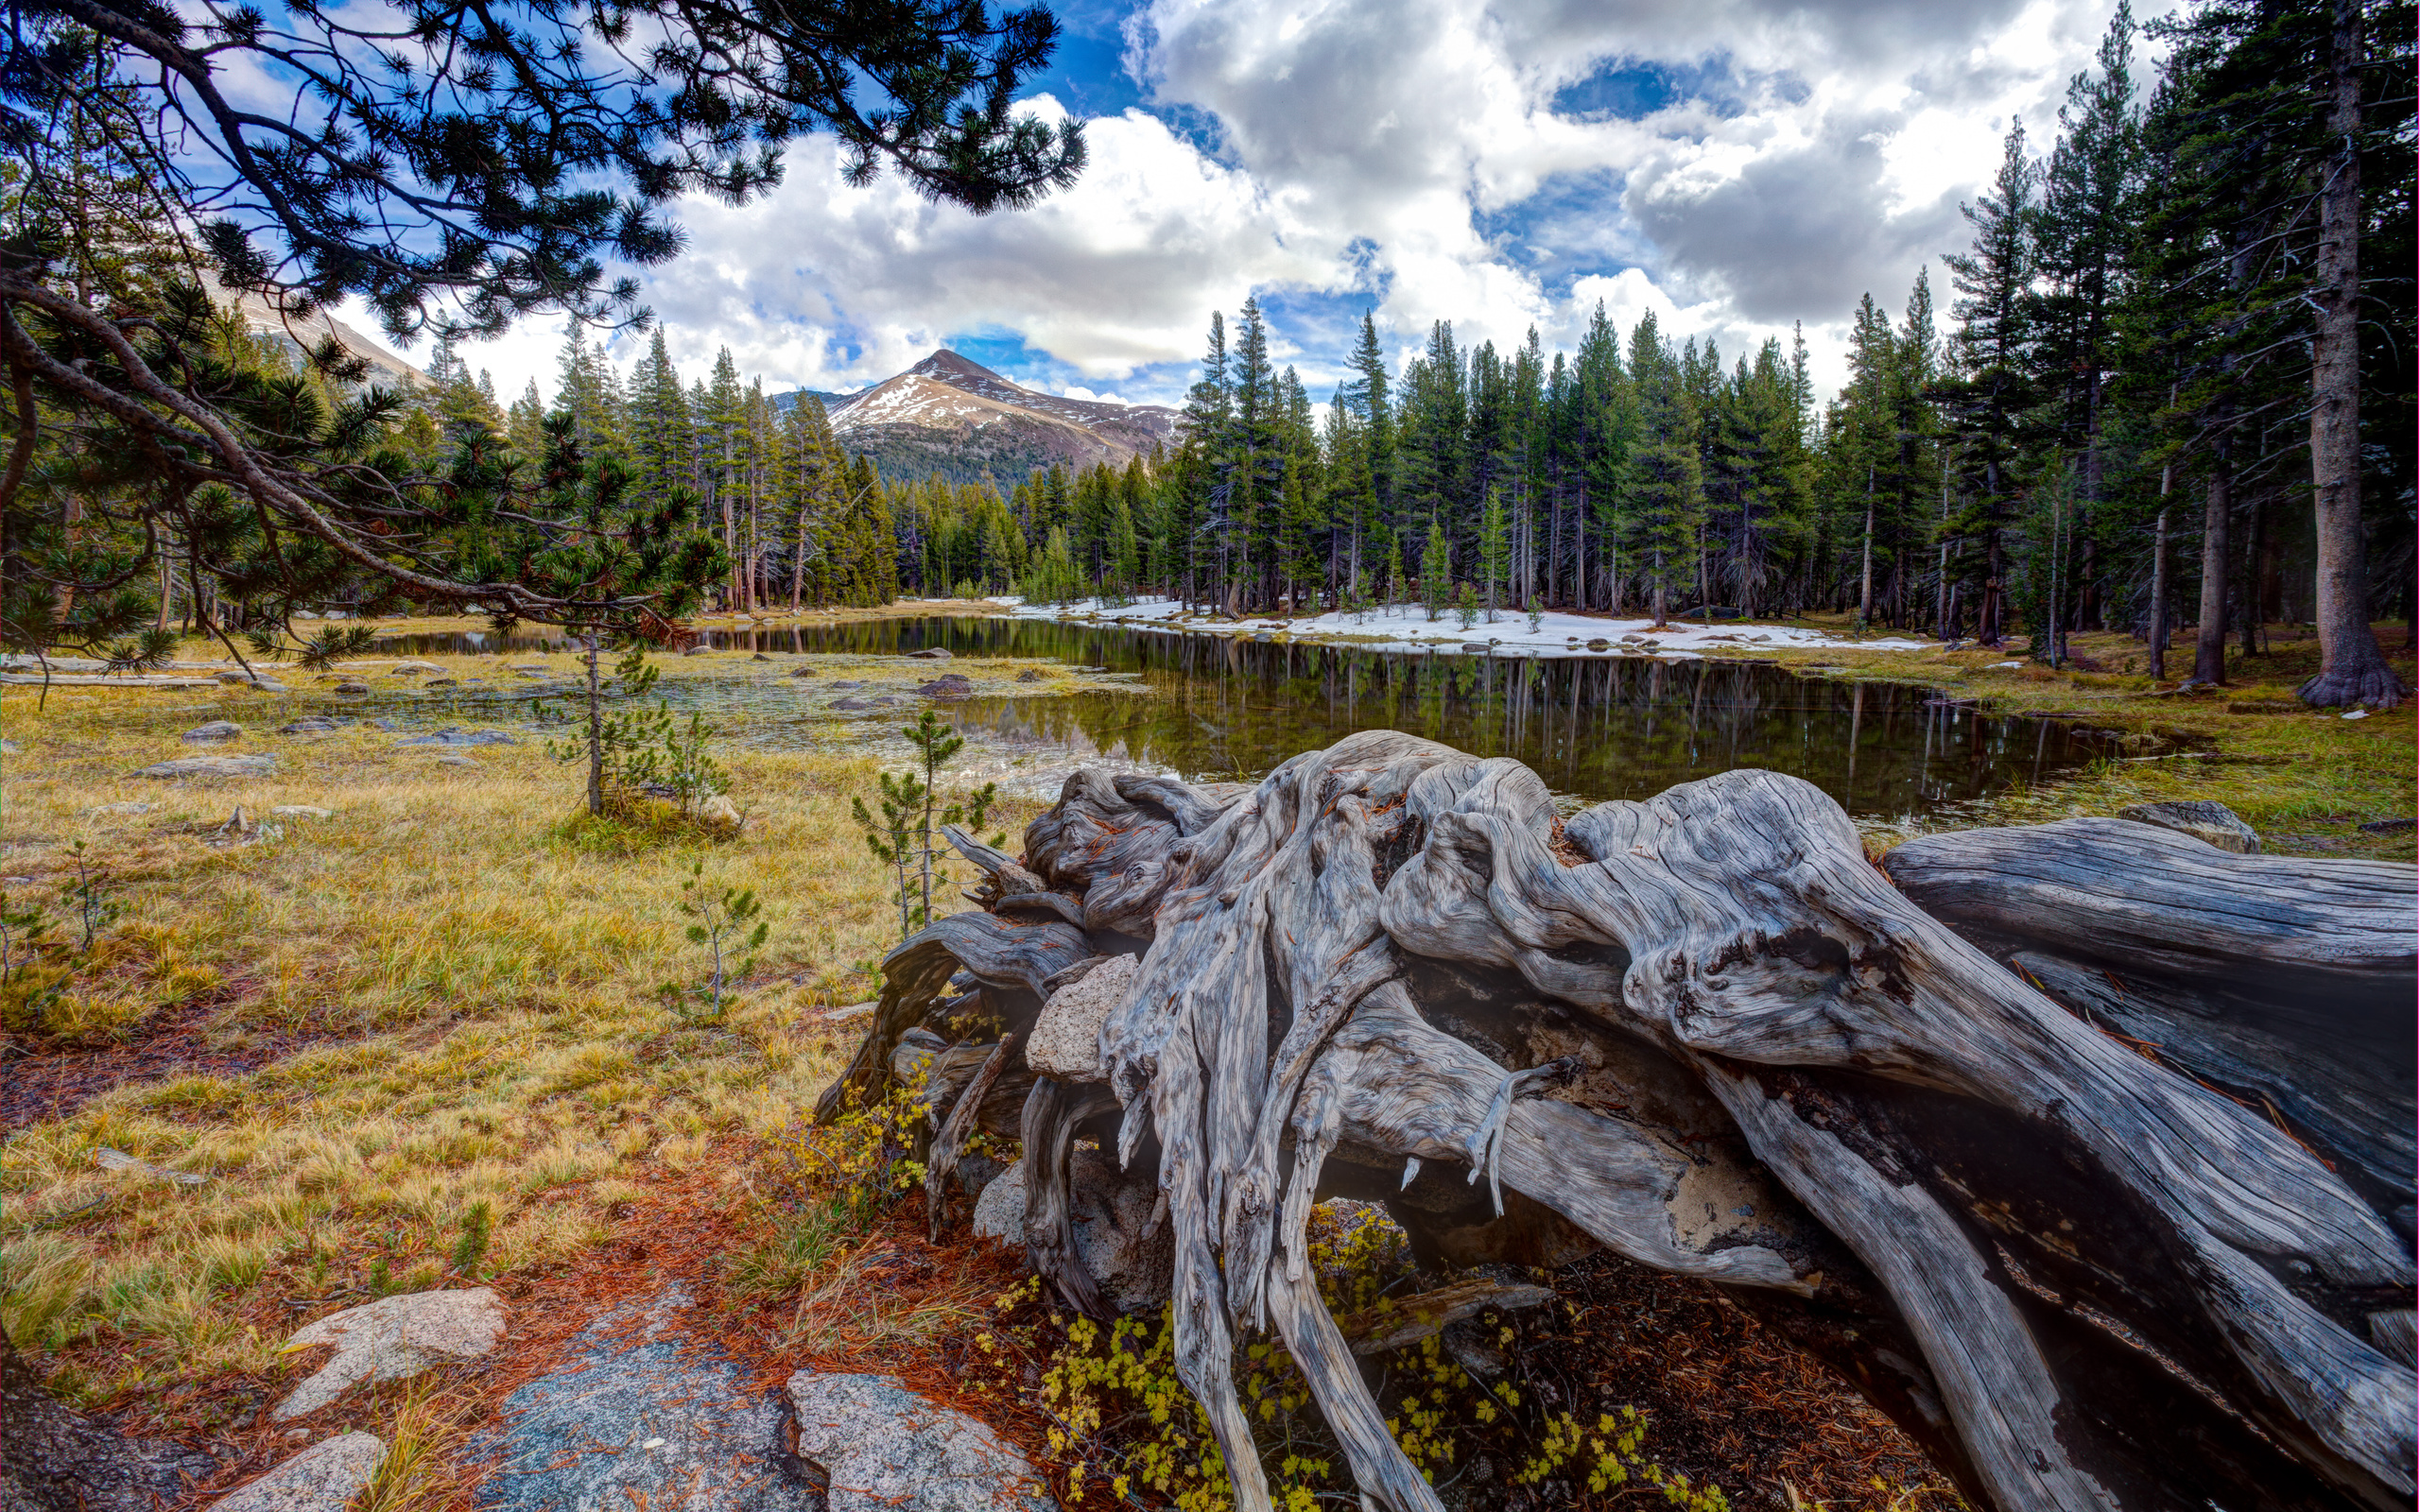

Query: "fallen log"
(819, 732), (2414, 1512)
(1882, 820), (2417, 1238)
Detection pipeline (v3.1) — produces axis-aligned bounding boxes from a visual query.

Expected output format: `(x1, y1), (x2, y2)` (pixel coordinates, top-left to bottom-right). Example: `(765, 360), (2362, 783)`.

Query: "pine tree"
(1421, 517), (1452, 621)
(1478, 489), (1509, 622)
(1940, 120), (2042, 646)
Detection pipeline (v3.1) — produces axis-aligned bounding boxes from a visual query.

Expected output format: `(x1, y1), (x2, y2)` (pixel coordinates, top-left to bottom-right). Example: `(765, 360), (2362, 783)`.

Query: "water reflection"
(367, 615), (2099, 816)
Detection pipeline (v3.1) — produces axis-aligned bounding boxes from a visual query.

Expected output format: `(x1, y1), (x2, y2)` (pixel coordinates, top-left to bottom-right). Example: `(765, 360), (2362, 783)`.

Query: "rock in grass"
(271, 806), (333, 819)
(331, 681), (370, 696)
(2118, 799), (2261, 855)
(181, 720), (242, 743)
(435, 754), (478, 767)
(1014, 669), (1045, 683)
(479, 1286), (817, 1512)
(209, 1432), (386, 1512)
(916, 675), (972, 698)
(392, 662), (446, 675)
(787, 665), (816, 679)
(1027, 954), (1135, 1081)
(273, 1289), (502, 1420)
(279, 718), (342, 735)
(779, 1373), (1051, 1512)
(423, 678), (458, 690)
(905, 646), (954, 660)
(829, 697), (871, 711)
(132, 755), (275, 780)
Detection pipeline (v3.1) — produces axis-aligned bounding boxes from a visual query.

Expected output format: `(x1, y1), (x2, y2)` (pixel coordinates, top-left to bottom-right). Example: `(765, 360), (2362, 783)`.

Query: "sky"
(424, 0), (2160, 414)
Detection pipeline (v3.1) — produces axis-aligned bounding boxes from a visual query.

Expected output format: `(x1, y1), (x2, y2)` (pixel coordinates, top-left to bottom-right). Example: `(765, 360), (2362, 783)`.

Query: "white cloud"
(431, 0), (2163, 405)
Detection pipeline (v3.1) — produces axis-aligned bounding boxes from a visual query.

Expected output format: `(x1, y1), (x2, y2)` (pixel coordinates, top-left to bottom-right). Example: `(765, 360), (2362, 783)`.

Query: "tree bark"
(826, 737), (2416, 1512)
(2192, 435), (2233, 683)
(2299, 0), (2401, 708)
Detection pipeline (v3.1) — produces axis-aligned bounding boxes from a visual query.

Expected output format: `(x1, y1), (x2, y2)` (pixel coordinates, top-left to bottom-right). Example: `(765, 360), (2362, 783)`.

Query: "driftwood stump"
(818, 732), (2416, 1512)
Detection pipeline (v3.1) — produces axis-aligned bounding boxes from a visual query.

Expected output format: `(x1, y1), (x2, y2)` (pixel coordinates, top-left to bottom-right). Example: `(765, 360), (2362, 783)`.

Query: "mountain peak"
(909, 349), (1010, 385)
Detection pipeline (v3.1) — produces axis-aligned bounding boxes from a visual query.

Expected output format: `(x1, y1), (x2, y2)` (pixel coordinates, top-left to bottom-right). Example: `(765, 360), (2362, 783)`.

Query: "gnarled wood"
(1882, 819), (2417, 1236)
(1019, 1077), (1120, 1321)
(928, 1034), (1016, 1241)
(819, 735), (2415, 1512)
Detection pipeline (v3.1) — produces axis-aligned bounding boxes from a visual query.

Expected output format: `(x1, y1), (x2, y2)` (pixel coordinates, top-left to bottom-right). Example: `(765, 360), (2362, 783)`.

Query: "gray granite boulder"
(1026, 955), (1136, 1081)
(132, 755), (275, 780)
(970, 1145), (1171, 1315)
(2117, 799), (2260, 854)
(4, 1334), (217, 1512)
(476, 1287), (815, 1512)
(275, 1289), (504, 1419)
(210, 1434), (385, 1512)
(182, 721), (243, 743)
(779, 1373), (1050, 1512)
(904, 646), (953, 660)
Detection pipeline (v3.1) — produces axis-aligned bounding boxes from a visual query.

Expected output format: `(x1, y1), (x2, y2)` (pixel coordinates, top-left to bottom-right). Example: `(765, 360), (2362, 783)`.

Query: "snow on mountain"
(812, 350), (1179, 484)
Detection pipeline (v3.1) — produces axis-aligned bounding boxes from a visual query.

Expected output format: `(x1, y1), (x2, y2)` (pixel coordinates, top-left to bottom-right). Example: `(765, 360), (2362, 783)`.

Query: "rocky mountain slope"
(220, 285), (430, 392)
(781, 350), (1178, 485)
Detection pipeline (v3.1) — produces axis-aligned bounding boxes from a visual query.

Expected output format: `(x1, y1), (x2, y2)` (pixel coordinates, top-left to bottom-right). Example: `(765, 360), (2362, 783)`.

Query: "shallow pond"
(362, 616), (2102, 818)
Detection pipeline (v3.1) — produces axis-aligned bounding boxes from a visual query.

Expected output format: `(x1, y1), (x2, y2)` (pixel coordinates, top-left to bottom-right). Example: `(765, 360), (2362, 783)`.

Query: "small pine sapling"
(853, 711), (1005, 942)
(658, 860), (769, 1022)
(63, 841), (121, 953)
(1455, 582), (1479, 629)
(659, 709), (732, 817)
(852, 767), (928, 940)
(544, 644), (673, 809)
(451, 1200), (493, 1278)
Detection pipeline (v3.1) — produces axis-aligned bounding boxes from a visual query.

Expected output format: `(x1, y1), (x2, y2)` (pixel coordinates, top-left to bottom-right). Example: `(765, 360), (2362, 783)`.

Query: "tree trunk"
(2192, 438), (2233, 684)
(2300, 0), (2400, 708)
(1858, 466), (1876, 627)
(2149, 505), (2170, 680)
(582, 633), (604, 816)
(822, 739), (2415, 1512)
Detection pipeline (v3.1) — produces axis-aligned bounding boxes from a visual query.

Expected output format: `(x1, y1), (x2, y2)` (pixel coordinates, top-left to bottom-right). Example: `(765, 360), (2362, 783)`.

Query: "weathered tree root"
(821, 731), (2416, 1512)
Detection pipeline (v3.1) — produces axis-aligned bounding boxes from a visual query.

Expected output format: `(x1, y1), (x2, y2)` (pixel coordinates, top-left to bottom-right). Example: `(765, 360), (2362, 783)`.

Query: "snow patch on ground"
(982, 597), (1934, 658)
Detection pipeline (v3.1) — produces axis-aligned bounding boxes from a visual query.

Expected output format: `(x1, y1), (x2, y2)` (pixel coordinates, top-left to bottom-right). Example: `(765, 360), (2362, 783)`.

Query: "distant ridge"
(218, 284), (430, 392)
(797, 349), (1179, 485)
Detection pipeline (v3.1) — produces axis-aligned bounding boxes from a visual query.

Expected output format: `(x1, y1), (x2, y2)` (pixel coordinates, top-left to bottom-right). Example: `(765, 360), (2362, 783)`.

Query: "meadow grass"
(1713, 616), (2418, 860)
(0, 639), (1055, 1409)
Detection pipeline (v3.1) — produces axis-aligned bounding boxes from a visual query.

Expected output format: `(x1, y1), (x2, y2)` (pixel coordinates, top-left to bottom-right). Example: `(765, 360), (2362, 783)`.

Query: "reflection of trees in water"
(942, 626), (2091, 814)
(374, 614), (2093, 813)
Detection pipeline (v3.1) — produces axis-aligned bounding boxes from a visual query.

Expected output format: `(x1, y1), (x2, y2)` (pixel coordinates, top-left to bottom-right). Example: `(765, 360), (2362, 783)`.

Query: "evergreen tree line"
(391, 0), (2410, 702)
(1117, 0), (2413, 705)
(417, 325), (901, 614)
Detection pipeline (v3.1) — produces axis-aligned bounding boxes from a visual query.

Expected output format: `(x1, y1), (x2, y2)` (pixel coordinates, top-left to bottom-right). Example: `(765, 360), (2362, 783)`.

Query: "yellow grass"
(0, 639), (1056, 1407)
(1688, 617), (2418, 861)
